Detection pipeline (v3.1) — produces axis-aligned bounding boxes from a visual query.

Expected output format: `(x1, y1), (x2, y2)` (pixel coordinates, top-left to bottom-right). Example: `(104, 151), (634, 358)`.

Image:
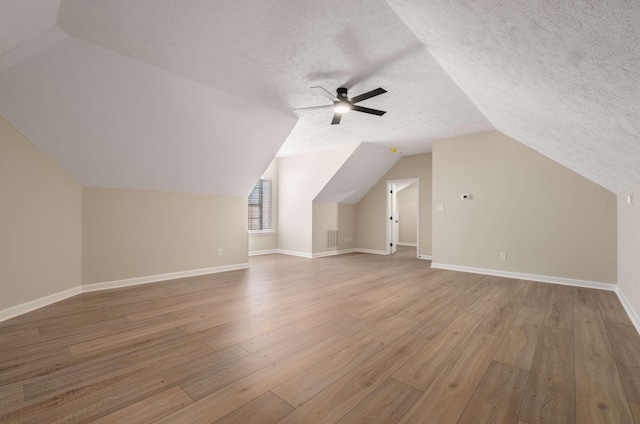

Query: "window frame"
(248, 178), (273, 233)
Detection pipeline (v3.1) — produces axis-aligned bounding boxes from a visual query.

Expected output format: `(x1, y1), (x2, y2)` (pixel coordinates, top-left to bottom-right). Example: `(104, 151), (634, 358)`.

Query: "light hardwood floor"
(1, 247), (639, 423)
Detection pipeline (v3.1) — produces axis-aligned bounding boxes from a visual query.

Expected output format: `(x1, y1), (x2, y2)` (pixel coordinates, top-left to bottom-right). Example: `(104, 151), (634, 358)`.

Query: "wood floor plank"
(155, 334), (355, 424)
(493, 306), (546, 370)
(398, 333), (503, 424)
(605, 321), (640, 404)
(0, 385), (23, 415)
(90, 386), (193, 424)
(522, 282), (553, 310)
(575, 354), (634, 424)
(544, 285), (575, 330)
(272, 315), (417, 407)
(392, 310), (484, 390)
(275, 334), (426, 424)
(631, 403), (640, 424)
(335, 377), (422, 424)
(458, 360), (529, 424)
(574, 301), (616, 364)
(519, 326), (575, 424)
(596, 290), (633, 325)
(212, 392), (293, 424)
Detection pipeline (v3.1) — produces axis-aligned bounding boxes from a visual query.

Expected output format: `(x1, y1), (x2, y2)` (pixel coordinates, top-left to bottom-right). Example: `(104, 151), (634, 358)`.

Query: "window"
(248, 179), (272, 231)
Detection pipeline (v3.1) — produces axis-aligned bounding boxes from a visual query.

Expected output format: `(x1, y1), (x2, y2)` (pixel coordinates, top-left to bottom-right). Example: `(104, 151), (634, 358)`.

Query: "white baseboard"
(354, 248), (388, 255)
(430, 262), (615, 291)
(0, 263), (252, 323)
(0, 286), (82, 323)
(82, 263), (250, 293)
(398, 242), (417, 247)
(275, 249), (313, 258)
(312, 249), (356, 258)
(248, 249), (278, 256)
(417, 255), (433, 260)
(615, 287), (640, 335)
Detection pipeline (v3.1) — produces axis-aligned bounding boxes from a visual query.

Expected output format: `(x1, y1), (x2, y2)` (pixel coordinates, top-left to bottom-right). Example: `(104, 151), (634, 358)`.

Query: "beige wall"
(0, 116), (81, 311)
(249, 159), (278, 253)
(618, 183), (640, 317)
(433, 131), (616, 284)
(82, 187), (248, 284)
(312, 202), (357, 254)
(278, 144), (357, 255)
(356, 153), (432, 257)
(398, 183), (418, 244)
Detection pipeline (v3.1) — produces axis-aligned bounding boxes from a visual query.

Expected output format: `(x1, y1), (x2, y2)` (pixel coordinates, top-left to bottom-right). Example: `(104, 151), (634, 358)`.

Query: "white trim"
(398, 242), (417, 247)
(430, 262), (615, 291)
(386, 178), (420, 256)
(417, 255), (433, 260)
(0, 286), (82, 322)
(354, 248), (388, 255)
(615, 287), (640, 335)
(249, 249), (278, 256)
(248, 230), (275, 235)
(312, 249), (356, 258)
(275, 249), (313, 258)
(82, 263), (250, 293)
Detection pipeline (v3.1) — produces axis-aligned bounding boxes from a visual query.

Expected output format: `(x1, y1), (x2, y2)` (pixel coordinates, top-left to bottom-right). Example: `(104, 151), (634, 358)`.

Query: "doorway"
(386, 178), (419, 257)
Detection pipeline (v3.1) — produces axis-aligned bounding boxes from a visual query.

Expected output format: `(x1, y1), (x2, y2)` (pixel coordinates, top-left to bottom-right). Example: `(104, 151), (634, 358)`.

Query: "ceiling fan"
(294, 86), (387, 125)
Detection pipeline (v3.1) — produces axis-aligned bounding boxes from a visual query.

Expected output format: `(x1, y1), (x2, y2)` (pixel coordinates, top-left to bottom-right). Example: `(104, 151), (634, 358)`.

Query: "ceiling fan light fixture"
(334, 101), (351, 114)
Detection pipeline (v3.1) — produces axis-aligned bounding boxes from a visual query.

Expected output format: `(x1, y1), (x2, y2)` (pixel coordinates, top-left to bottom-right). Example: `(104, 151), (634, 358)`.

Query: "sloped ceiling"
(386, 0), (640, 193)
(56, 0), (493, 157)
(0, 37), (296, 196)
(2, 1), (638, 196)
(315, 143), (400, 203)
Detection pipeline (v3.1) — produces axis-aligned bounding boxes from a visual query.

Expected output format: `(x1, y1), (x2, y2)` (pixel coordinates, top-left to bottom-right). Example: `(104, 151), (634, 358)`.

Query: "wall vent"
(326, 229), (339, 249)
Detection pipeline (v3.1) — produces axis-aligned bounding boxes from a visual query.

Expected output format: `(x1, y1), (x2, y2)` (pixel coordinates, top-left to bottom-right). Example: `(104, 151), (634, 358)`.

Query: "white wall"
(618, 183), (640, 321)
(312, 202), (357, 254)
(82, 187), (248, 285)
(277, 144), (358, 255)
(0, 116), (81, 312)
(398, 183), (418, 244)
(356, 153), (432, 257)
(432, 131), (617, 284)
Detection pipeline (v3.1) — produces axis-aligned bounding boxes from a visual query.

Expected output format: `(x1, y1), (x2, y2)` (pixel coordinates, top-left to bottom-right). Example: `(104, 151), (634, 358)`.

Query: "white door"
(391, 183), (398, 254)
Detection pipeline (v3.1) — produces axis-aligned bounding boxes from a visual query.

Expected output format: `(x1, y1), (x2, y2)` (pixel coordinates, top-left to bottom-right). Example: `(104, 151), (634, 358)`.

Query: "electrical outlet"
(499, 252), (507, 260)
(217, 248), (222, 256)
(436, 204), (445, 212)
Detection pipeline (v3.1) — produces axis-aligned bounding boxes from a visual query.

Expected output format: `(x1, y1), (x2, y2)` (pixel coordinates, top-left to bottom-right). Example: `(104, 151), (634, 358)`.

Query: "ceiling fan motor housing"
(336, 87), (349, 100)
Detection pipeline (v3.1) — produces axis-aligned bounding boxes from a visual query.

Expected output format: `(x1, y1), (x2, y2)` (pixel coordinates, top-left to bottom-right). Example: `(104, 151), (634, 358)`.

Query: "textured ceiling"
(387, 0), (640, 193)
(56, 0), (493, 158)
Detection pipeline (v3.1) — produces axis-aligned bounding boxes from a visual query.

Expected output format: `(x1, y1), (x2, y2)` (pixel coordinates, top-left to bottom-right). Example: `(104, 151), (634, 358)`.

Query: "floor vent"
(326, 229), (339, 249)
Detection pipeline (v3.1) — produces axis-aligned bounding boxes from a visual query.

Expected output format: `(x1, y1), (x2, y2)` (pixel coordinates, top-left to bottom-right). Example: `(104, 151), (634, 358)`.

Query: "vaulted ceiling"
(1, 0), (638, 195)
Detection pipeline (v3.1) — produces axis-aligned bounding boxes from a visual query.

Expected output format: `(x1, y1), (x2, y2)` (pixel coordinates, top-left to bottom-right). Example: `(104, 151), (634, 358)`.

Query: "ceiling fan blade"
(331, 112), (342, 125)
(350, 87), (387, 104)
(351, 105), (386, 116)
(311, 86), (338, 102)
(292, 104), (333, 111)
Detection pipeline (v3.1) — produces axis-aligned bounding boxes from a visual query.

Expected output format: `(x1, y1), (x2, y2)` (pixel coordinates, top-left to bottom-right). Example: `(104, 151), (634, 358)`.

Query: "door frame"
(386, 178), (419, 256)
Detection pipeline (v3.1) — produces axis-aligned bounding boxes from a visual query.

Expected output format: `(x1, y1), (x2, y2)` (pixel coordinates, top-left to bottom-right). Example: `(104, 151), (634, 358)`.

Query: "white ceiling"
(315, 143), (400, 204)
(1, 1), (639, 195)
(0, 0), (60, 55)
(55, 0), (492, 157)
(0, 37), (296, 196)
(386, 0), (640, 193)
